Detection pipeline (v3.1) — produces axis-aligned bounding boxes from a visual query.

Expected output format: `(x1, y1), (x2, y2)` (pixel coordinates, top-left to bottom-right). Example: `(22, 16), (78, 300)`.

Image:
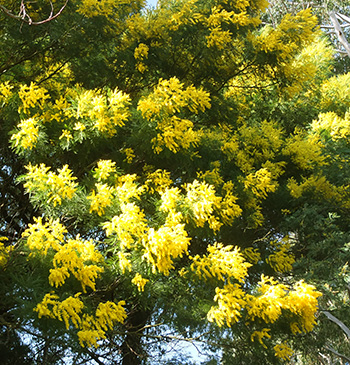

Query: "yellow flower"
(95, 301), (127, 331)
(0, 81), (13, 104)
(116, 174), (144, 203)
(244, 168), (277, 199)
(143, 211), (190, 275)
(73, 121), (86, 131)
(22, 217), (67, 255)
(145, 169), (173, 194)
(0, 237), (12, 267)
(274, 343), (293, 361)
(18, 82), (49, 114)
(184, 180), (222, 231)
(118, 252), (132, 273)
(87, 183), (114, 216)
(123, 148), (135, 164)
(266, 237), (295, 273)
(59, 129), (73, 141)
(23, 163), (78, 207)
(75, 88), (130, 137)
(286, 281), (322, 333)
(134, 43), (149, 59)
(95, 159), (116, 181)
(191, 242), (251, 282)
(207, 283), (247, 327)
(246, 276), (288, 324)
(103, 203), (148, 249)
(243, 247), (261, 265)
(250, 328), (271, 349)
(131, 273), (149, 292)
(50, 236), (104, 292)
(11, 117), (39, 150)
(34, 292), (84, 330)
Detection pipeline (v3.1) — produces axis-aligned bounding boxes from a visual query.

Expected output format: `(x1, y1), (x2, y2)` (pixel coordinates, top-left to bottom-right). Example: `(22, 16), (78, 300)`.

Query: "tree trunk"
(121, 306), (151, 365)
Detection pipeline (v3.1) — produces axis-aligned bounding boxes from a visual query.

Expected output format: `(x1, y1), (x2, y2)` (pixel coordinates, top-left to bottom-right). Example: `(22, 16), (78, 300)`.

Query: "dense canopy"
(1, 0), (350, 364)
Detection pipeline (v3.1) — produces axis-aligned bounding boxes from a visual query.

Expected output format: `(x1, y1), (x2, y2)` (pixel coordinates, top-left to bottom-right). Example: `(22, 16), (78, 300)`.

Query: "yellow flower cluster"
(76, 88), (130, 136)
(24, 163), (78, 206)
(206, 27), (232, 49)
(287, 281), (322, 334)
(254, 10), (318, 60)
(22, 217), (104, 292)
(274, 343), (293, 361)
(184, 180), (223, 231)
(152, 116), (199, 153)
(207, 283), (247, 326)
(287, 175), (343, 203)
(283, 130), (325, 170)
(116, 174), (144, 203)
(34, 292), (126, 348)
(246, 276), (288, 323)
(266, 238), (295, 273)
(246, 276), (321, 333)
(320, 72), (350, 113)
(95, 300), (127, 330)
(87, 183), (114, 216)
(77, 0), (134, 17)
(78, 300), (127, 347)
(144, 168), (173, 194)
(250, 328), (271, 349)
(0, 237), (12, 267)
(134, 43), (149, 72)
(221, 121), (284, 173)
(197, 162), (224, 186)
(134, 43), (149, 60)
(312, 112), (350, 140)
(34, 292), (84, 329)
(18, 82), (49, 114)
(206, 274), (321, 353)
(49, 236), (104, 292)
(103, 202), (148, 249)
(160, 187), (181, 212)
(191, 242), (251, 282)
(11, 117), (39, 150)
(49, 95), (70, 123)
(0, 81), (13, 105)
(59, 129), (73, 142)
(243, 247), (261, 264)
(244, 168), (277, 199)
(144, 211), (191, 275)
(123, 148), (135, 164)
(131, 273), (149, 292)
(22, 217), (67, 255)
(94, 159), (117, 181)
(138, 77), (210, 119)
(137, 77), (210, 153)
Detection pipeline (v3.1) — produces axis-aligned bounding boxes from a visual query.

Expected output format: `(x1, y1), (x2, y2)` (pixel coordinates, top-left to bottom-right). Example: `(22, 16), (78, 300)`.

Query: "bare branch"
(321, 310), (350, 339)
(329, 11), (350, 58)
(323, 344), (350, 362)
(336, 12), (350, 26)
(0, 0), (68, 25)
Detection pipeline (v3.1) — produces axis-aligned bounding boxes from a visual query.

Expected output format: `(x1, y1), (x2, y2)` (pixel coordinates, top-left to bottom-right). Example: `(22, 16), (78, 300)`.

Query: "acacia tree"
(1, 0), (350, 364)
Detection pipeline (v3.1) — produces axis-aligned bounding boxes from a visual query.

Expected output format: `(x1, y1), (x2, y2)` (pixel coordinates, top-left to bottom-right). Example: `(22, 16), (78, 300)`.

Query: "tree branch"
(0, 0), (68, 25)
(323, 344), (350, 362)
(321, 310), (350, 339)
(329, 11), (350, 58)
